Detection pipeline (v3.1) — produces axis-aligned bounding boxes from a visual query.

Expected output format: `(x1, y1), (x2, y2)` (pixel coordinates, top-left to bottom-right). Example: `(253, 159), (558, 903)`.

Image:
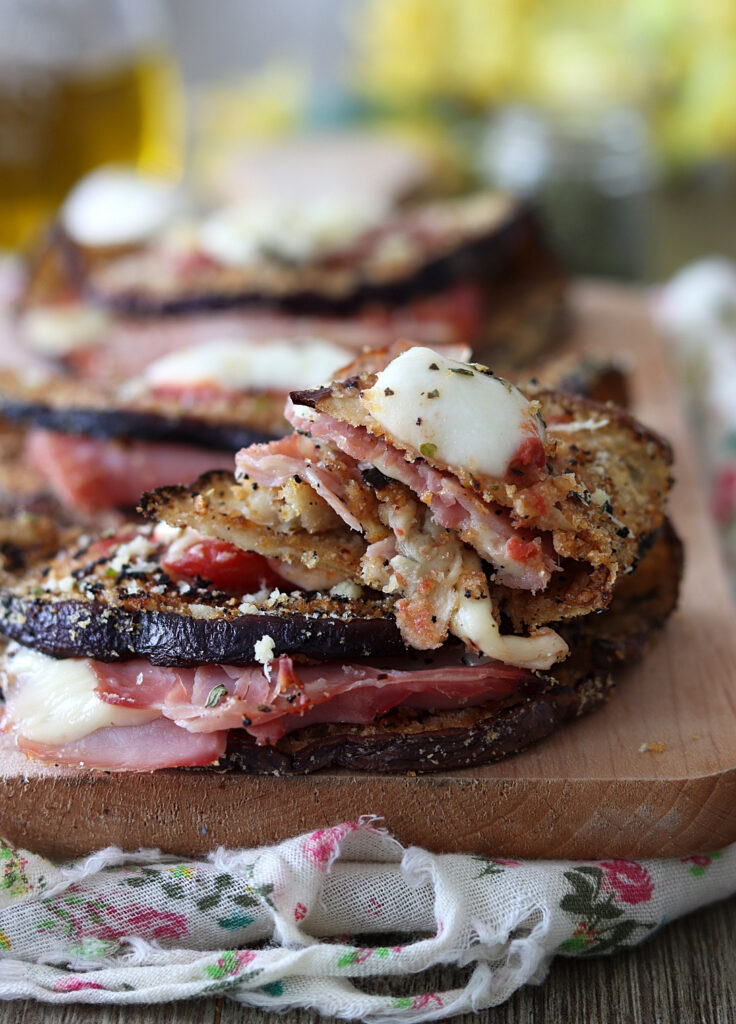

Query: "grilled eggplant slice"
(87, 195), (564, 317)
(0, 370), (280, 449)
(0, 527), (403, 664)
(224, 521), (683, 773)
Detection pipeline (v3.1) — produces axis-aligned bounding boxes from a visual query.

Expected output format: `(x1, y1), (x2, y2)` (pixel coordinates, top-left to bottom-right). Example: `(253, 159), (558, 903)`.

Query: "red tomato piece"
(162, 539), (289, 593)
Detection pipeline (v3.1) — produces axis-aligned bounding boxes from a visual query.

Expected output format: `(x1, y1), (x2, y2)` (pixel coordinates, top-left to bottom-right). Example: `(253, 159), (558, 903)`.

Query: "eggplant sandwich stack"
(0, 346), (681, 773)
(2, 191), (566, 514)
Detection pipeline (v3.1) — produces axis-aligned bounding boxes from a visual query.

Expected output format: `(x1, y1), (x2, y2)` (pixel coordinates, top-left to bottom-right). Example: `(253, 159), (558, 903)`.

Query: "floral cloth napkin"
(0, 818), (734, 1020)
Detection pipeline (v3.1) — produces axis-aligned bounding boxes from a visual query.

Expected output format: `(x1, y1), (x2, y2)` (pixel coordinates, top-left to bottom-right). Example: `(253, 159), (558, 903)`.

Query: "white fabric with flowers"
(0, 818), (734, 1021)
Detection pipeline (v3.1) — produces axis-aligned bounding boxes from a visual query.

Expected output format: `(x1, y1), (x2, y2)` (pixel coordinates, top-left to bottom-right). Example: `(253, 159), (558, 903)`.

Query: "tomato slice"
(162, 539), (289, 593)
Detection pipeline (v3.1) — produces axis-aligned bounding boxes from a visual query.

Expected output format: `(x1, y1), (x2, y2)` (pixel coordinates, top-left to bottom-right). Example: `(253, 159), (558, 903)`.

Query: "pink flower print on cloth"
(681, 851), (724, 877)
(303, 823), (361, 871)
(600, 860), (655, 905)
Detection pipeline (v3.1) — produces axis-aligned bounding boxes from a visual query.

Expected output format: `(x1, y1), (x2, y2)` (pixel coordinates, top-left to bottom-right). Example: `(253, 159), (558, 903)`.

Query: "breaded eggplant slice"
(528, 353), (630, 408)
(86, 194), (563, 317)
(290, 374), (672, 620)
(139, 470), (366, 579)
(0, 526), (403, 665)
(0, 370), (281, 449)
(143, 390), (672, 637)
(223, 520), (683, 773)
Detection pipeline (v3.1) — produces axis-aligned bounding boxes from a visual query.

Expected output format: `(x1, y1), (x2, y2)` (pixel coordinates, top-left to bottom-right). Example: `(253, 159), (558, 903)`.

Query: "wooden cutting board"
(2, 282), (735, 861)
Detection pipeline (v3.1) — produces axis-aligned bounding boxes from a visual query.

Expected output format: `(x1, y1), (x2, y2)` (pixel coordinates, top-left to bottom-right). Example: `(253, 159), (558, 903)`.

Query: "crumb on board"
(639, 741), (667, 754)
(692, 733), (702, 741)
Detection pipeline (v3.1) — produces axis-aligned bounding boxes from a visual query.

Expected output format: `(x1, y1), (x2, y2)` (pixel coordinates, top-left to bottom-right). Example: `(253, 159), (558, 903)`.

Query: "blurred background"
(2, 0), (736, 281)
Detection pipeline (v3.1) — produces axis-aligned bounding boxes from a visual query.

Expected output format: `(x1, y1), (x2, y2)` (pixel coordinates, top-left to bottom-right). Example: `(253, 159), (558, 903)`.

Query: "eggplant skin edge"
(86, 204), (549, 317)
(0, 594), (408, 665)
(0, 399), (276, 451)
(221, 672), (612, 775)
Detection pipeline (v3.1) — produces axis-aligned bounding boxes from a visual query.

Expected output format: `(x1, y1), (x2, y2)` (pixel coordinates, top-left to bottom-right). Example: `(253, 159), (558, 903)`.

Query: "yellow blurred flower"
(352, 0), (531, 109)
(352, 0), (736, 167)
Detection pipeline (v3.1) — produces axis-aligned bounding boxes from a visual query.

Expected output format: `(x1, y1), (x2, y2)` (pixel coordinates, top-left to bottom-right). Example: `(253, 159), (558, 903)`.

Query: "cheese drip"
(361, 346), (543, 479)
(451, 588), (569, 671)
(3, 646), (158, 744)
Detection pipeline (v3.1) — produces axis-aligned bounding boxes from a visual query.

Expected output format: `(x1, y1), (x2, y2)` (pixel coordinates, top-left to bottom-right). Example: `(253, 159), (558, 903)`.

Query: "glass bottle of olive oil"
(0, 0), (182, 250)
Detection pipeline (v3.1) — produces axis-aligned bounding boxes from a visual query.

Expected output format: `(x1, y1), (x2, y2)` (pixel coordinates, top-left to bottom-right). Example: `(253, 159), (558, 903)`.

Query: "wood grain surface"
(1, 282), (735, 860)
(2, 895), (735, 1024)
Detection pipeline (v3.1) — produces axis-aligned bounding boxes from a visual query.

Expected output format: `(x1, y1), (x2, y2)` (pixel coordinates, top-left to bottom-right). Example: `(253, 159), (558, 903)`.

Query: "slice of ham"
(66, 286), (482, 383)
(282, 404), (552, 590)
(5, 647), (543, 769)
(26, 429), (233, 511)
(235, 432), (366, 533)
(90, 651), (537, 744)
(18, 718), (227, 771)
(235, 433), (315, 488)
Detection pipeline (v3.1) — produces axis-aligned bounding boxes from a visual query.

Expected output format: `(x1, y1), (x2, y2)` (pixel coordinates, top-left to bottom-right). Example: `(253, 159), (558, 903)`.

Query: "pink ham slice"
(245, 406), (552, 590)
(235, 433), (314, 487)
(91, 652), (537, 743)
(8, 651), (539, 769)
(17, 718), (227, 771)
(26, 429), (233, 512)
(235, 432), (366, 531)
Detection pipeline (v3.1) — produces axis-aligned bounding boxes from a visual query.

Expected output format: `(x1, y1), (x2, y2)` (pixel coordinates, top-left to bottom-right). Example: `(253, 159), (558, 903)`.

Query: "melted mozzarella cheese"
(361, 347), (543, 479)
(451, 591), (569, 671)
(3, 647), (159, 744)
(198, 196), (385, 266)
(22, 303), (109, 355)
(140, 338), (352, 393)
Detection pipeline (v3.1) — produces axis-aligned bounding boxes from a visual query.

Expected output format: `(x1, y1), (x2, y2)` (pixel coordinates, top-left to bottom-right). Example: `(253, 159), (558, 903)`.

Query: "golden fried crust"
(296, 380), (672, 594)
(524, 353), (630, 408)
(140, 470), (365, 579)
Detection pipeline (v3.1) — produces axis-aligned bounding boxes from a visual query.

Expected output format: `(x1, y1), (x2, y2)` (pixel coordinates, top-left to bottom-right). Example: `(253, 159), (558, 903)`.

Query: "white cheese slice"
(4, 647), (159, 744)
(198, 195), (386, 266)
(140, 337), (352, 393)
(361, 347), (544, 479)
(22, 303), (109, 355)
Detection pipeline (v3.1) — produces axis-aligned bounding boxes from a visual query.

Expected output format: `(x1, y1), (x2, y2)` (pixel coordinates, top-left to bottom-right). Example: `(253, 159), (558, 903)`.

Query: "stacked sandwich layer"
(0, 190), (567, 516)
(0, 346), (681, 773)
